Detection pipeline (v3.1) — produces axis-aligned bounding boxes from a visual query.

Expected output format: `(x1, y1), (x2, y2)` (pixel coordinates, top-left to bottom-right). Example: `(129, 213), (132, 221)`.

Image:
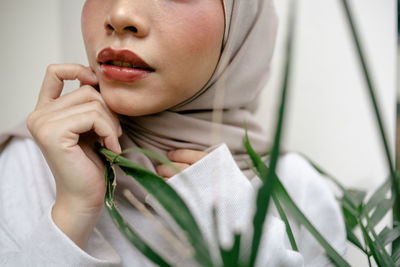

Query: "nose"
(104, 0), (149, 38)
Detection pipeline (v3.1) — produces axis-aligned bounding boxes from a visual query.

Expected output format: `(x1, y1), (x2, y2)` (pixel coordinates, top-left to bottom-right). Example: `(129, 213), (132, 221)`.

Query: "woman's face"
(82, 0), (225, 116)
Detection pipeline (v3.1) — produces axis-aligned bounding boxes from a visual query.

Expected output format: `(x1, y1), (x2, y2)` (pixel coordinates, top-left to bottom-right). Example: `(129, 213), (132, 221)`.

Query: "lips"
(97, 47), (154, 83)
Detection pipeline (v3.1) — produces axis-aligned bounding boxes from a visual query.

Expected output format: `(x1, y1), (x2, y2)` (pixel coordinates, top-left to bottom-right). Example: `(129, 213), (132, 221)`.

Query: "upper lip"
(97, 47), (154, 71)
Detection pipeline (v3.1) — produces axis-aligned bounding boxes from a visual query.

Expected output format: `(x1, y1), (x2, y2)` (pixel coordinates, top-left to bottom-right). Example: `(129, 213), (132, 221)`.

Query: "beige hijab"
(120, 0), (278, 176)
(1, 0), (278, 178)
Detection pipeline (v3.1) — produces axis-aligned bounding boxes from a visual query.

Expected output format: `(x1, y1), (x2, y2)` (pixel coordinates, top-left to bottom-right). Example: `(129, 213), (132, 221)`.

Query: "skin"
(81, 0), (225, 116)
(27, 0), (224, 250)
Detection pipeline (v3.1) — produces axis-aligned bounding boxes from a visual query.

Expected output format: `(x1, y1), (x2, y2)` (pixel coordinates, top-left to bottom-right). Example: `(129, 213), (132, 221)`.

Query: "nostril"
(124, 26), (138, 33)
(106, 24), (114, 31)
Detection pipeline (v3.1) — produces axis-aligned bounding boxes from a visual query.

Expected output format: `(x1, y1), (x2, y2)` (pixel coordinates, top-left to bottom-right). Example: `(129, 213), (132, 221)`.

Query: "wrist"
(52, 198), (103, 250)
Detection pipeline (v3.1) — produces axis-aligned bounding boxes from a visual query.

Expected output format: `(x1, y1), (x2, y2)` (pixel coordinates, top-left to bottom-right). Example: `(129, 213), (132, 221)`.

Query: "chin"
(100, 90), (160, 117)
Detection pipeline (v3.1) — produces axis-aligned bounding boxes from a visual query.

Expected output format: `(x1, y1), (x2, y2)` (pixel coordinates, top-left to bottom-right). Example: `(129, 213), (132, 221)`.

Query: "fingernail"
(118, 125), (122, 136)
(116, 143), (122, 154)
(167, 151), (174, 158)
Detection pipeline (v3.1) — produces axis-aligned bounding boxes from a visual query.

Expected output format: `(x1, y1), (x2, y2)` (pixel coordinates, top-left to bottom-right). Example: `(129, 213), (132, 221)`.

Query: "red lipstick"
(97, 47), (154, 83)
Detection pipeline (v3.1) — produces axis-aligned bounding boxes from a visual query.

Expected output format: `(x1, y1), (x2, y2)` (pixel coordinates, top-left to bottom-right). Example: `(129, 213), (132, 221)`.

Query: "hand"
(27, 64), (122, 249)
(156, 149), (207, 179)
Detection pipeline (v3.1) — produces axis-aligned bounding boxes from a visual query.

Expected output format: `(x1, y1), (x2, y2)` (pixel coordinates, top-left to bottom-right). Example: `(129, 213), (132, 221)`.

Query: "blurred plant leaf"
(345, 224), (366, 254)
(369, 198), (394, 227)
(378, 226), (400, 247)
(364, 178), (391, 213)
(245, 0), (299, 265)
(211, 206), (242, 267)
(272, 193), (298, 251)
(392, 244), (400, 264)
(340, 0), (400, 254)
(99, 147), (214, 267)
(363, 213), (396, 266)
(341, 200), (359, 229)
(274, 178), (351, 267)
(245, 137), (350, 267)
(220, 234), (241, 267)
(345, 189), (367, 209)
(102, 158), (172, 267)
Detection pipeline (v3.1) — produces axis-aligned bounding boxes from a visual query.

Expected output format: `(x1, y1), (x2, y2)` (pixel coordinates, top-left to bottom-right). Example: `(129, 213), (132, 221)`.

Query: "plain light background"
(0, 0), (397, 265)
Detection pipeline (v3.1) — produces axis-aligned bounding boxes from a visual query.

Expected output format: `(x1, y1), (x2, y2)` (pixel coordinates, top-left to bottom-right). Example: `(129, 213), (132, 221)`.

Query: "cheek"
(81, 0), (107, 54)
(81, 1), (95, 38)
(176, 11), (224, 55)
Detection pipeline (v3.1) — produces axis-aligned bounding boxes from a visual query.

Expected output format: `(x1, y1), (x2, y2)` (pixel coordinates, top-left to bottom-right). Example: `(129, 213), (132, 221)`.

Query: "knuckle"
(26, 111), (41, 132)
(81, 85), (101, 101)
(76, 63), (86, 70)
(34, 123), (53, 143)
(46, 64), (58, 74)
(26, 114), (35, 132)
(89, 109), (103, 119)
(81, 84), (96, 94)
(90, 100), (104, 112)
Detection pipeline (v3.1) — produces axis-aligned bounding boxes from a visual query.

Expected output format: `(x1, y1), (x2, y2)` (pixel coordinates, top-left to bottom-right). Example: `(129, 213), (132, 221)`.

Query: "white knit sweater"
(0, 137), (346, 266)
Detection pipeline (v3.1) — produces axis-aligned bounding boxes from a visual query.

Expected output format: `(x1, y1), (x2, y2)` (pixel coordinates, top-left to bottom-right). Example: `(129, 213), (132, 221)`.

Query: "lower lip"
(100, 64), (152, 83)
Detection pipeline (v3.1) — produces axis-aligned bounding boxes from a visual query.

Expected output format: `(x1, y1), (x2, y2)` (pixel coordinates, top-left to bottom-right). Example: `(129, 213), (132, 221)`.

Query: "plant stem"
(339, 0), (400, 252)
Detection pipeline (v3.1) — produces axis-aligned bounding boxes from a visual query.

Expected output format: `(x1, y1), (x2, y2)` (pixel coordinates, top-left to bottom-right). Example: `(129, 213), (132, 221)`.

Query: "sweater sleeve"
(147, 143), (305, 266)
(148, 145), (346, 267)
(274, 153), (347, 266)
(0, 137), (121, 267)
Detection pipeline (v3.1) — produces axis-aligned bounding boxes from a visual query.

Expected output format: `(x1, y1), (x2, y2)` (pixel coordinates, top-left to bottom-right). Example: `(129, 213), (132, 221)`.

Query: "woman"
(0, 0), (346, 266)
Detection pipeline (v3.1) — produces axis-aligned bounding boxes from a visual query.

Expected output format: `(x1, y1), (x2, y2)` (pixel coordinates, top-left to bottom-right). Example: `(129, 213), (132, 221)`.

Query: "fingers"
(37, 64), (98, 108)
(156, 149), (207, 179)
(28, 90), (122, 155)
(45, 101), (121, 139)
(156, 162), (190, 179)
(32, 107), (121, 154)
(39, 85), (122, 136)
(167, 149), (207, 165)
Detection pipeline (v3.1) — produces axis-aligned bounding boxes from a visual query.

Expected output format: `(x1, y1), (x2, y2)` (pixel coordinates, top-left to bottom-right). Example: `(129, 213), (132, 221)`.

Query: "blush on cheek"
(178, 11), (224, 54)
(81, 1), (92, 32)
(81, 0), (106, 38)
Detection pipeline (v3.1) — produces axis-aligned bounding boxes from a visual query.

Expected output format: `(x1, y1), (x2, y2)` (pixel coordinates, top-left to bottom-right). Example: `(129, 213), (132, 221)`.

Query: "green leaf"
(220, 234), (241, 267)
(392, 243), (400, 263)
(340, 0), (400, 251)
(345, 189), (367, 209)
(212, 206), (242, 267)
(103, 161), (172, 267)
(272, 193), (298, 251)
(99, 147), (214, 267)
(369, 198), (394, 227)
(345, 224), (366, 254)
(378, 226), (400, 247)
(246, 138), (349, 266)
(274, 179), (351, 267)
(244, 133), (277, 267)
(341, 200), (359, 229)
(364, 178), (391, 213)
(359, 222), (388, 267)
(362, 213), (396, 267)
(246, 0), (299, 265)
(122, 147), (180, 174)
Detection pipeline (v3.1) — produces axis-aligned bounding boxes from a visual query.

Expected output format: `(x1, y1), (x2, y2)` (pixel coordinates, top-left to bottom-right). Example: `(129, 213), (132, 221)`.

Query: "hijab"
(0, 0), (278, 179)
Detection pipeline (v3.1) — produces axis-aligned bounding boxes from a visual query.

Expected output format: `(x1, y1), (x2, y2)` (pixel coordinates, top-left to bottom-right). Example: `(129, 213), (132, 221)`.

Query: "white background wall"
(0, 1), (397, 265)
